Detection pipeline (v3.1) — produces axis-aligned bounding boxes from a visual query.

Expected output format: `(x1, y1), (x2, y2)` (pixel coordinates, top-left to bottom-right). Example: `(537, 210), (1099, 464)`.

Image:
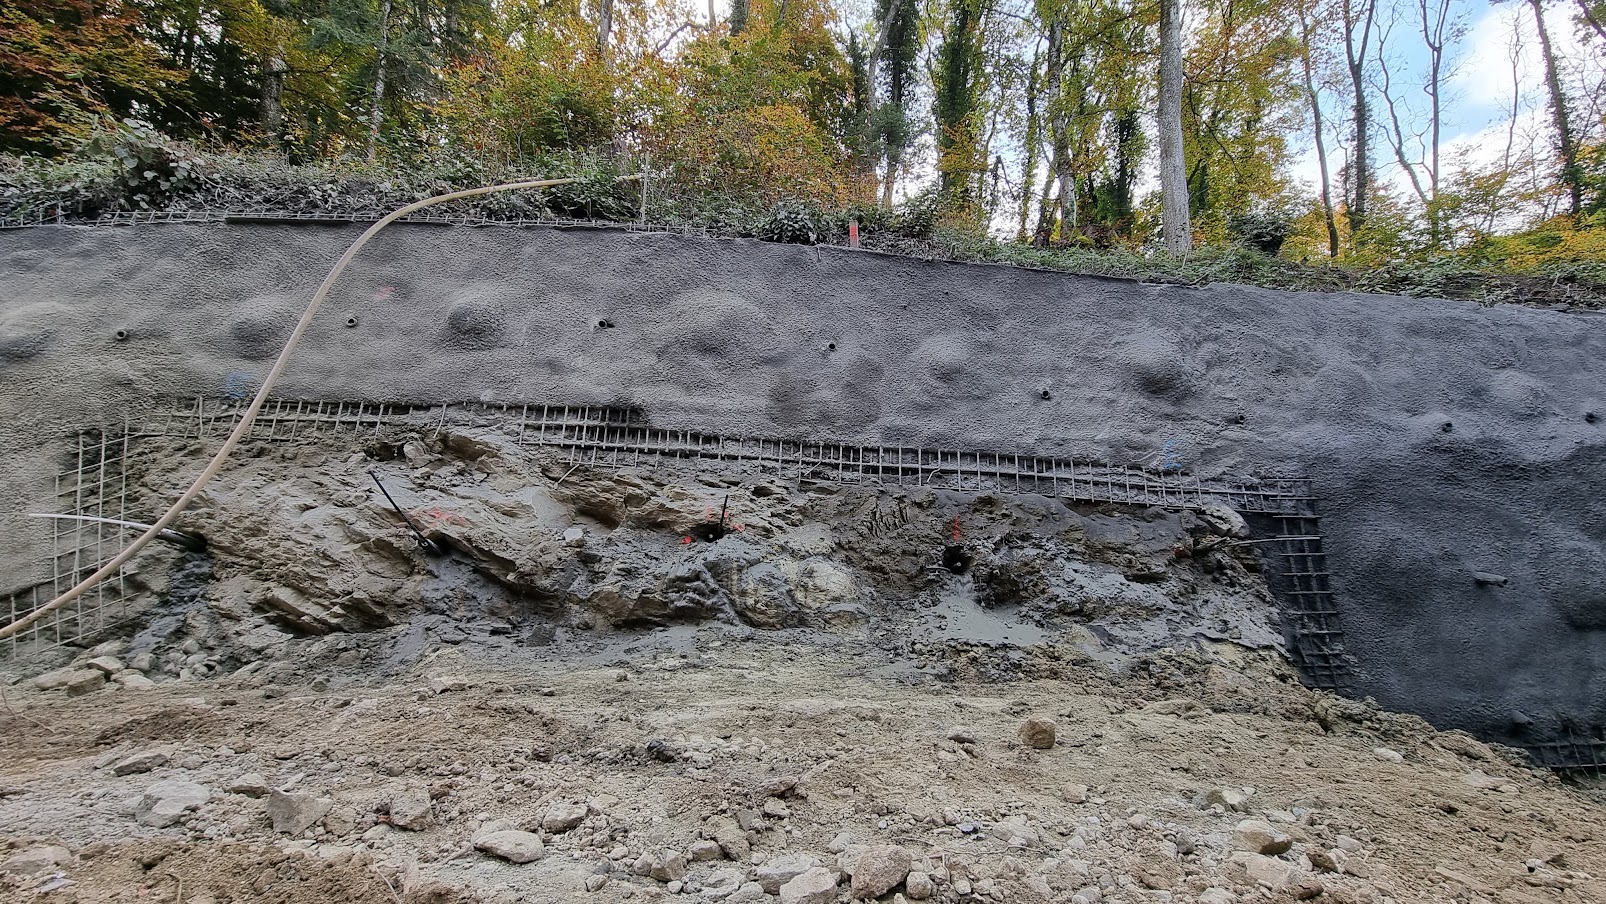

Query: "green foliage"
(1226, 211), (1293, 255)
(84, 119), (210, 209)
(758, 199), (828, 244)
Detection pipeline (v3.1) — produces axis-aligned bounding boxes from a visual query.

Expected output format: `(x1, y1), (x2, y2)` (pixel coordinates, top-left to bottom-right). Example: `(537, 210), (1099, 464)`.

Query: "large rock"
(905, 871), (934, 900)
(1018, 718), (1056, 749)
(541, 800), (588, 833)
(475, 830), (545, 863)
(112, 748), (171, 776)
(631, 849), (688, 882)
(1232, 819), (1293, 855)
(227, 772), (270, 797)
(1230, 852), (1302, 890)
(780, 867), (840, 904)
(84, 656), (125, 675)
(30, 667), (78, 691)
(0, 844), (71, 877)
(389, 786), (433, 830)
(757, 853), (822, 893)
(267, 789), (333, 835)
(134, 779), (210, 827)
(64, 669), (106, 696)
(850, 845), (912, 898)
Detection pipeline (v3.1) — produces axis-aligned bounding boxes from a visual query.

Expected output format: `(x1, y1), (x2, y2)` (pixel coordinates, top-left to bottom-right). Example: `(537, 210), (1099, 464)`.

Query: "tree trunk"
(1158, 0), (1191, 254)
(260, 54), (287, 143)
(1341, 0), (1375, 234)
(367, 0), (392, 161)
(1297, 13), (1339, 257)
(598, 0), (615, 63)
(1529, 0), (1582, 217)
(1017, 42), (1042, 240)
(882, 154), (900, 207)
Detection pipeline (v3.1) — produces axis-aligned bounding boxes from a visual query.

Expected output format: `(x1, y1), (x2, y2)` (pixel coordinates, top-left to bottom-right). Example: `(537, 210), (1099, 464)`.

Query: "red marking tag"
(952, 515), (961, 543)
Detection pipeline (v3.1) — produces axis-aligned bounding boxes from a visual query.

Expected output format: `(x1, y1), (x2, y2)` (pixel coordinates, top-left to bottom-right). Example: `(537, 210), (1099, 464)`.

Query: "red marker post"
(848, 218), (860, 249)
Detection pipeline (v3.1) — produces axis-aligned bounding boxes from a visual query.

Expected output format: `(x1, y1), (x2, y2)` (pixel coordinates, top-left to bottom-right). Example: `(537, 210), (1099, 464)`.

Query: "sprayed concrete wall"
(2, 223), (1605, 751)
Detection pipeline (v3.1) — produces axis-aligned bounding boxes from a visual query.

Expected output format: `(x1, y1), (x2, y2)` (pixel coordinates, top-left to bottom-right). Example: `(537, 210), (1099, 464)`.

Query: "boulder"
(0, 844), (71, 877)
(541, 800), (588, 833)
(850, 845), (912, 898)
(389, 787), (433, 830)
(227, 773), (270, 797)
(266, 789), (333, 835)
(112, 748), (172, 776)
(1232, 819), (1293, 855)
(475, 830), (545, 864)
(134, 779), (210, 827)
(757, 853), (822, 893)
(1019, 718), (1056, 749)
(781, 867), (840, 904)
(64, 669), (106, 697)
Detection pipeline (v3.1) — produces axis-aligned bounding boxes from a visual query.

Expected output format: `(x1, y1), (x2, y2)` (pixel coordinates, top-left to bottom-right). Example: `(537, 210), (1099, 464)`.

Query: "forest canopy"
(3, 0), (1605, 300)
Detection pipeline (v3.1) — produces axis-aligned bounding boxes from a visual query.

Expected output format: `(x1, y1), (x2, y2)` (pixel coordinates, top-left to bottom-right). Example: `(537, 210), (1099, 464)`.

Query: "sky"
(1290, 0), (1603, 213)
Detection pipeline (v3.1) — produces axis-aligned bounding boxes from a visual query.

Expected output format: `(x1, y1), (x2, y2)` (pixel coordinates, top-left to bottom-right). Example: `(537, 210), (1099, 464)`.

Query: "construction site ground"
(1, 630), (1601, 904)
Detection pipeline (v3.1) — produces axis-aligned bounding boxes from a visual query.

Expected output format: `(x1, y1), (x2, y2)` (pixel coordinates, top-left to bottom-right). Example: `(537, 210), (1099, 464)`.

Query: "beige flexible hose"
(1, 175), (641, 641)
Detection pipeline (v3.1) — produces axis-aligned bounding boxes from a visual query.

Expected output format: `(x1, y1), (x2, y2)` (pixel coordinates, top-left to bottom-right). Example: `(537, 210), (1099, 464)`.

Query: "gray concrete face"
(2, 223), (1604, 750)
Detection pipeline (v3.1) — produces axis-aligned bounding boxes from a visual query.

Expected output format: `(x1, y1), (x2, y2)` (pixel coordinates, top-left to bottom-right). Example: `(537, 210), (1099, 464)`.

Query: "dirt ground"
(2, 631), (1602, 904)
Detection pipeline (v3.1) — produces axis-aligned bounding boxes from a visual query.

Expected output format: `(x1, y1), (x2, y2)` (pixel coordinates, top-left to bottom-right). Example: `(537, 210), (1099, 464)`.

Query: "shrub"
(1226, 211), (1293, 255)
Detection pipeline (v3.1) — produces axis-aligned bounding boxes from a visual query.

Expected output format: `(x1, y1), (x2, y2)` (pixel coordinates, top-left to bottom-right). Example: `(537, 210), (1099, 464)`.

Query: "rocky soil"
(2, 634), (1603, 904)
(1, 423), (1601, 903)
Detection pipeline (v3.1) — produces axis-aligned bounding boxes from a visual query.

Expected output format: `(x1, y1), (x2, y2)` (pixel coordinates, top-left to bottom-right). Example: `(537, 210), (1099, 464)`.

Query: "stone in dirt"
(266, 789), (333, 835)
(541, 800), (588, 833)
(1232, 819), (1293, 855)
(134, 779), (211, 828)
(780, 867), (840, 904)
(1230, 852), (1303, 890)
(631, 849), (688, 882)
(65, 669), (106, 696)
(1204, 787), (1252, 812)
(757, 853), (822, 893)
(904, 871), (934, 900)
(112, 748), (172, 776)
(84, 656), (125, 675)
(1019, 717), (1056, 749)
(115, 672), (156, 689)
(227, 773), (270, 797)
(30, 667), (78, 691)
(689, 839), (722, 861)
(474, 830), (545, 864)
(1, 845), (71, 877)
(850, 845), (912, 898)
(389, 786), (433, 830)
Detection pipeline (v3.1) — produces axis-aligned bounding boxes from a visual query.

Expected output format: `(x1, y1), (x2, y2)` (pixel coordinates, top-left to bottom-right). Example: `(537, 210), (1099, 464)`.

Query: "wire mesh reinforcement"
(6, 396), (1350, 695)
(0, 207), (713, 235)
(133, 397), (1322, 515)
(1526, 732), (1606, 775)
(3, 430), (136, 654)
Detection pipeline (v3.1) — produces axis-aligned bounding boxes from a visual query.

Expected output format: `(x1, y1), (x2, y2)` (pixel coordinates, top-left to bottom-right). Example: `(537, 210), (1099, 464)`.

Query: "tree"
(934, 0), (987, 205)
(1374, 0), (1459, 245)
(0, 0), (185, 152)
(1297, 0), (1340, 256)
(1529, 0), (1583, 216)
(1158, 0), (1190, 252)
(1340, 0), (1376, 234)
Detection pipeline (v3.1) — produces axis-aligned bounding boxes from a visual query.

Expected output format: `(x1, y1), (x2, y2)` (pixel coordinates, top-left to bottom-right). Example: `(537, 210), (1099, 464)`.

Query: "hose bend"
(1, 175), (641, 641)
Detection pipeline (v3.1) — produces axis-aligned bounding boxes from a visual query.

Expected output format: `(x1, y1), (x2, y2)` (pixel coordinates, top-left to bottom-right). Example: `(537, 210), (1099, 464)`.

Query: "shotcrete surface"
(2, 223), (1604, 750)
